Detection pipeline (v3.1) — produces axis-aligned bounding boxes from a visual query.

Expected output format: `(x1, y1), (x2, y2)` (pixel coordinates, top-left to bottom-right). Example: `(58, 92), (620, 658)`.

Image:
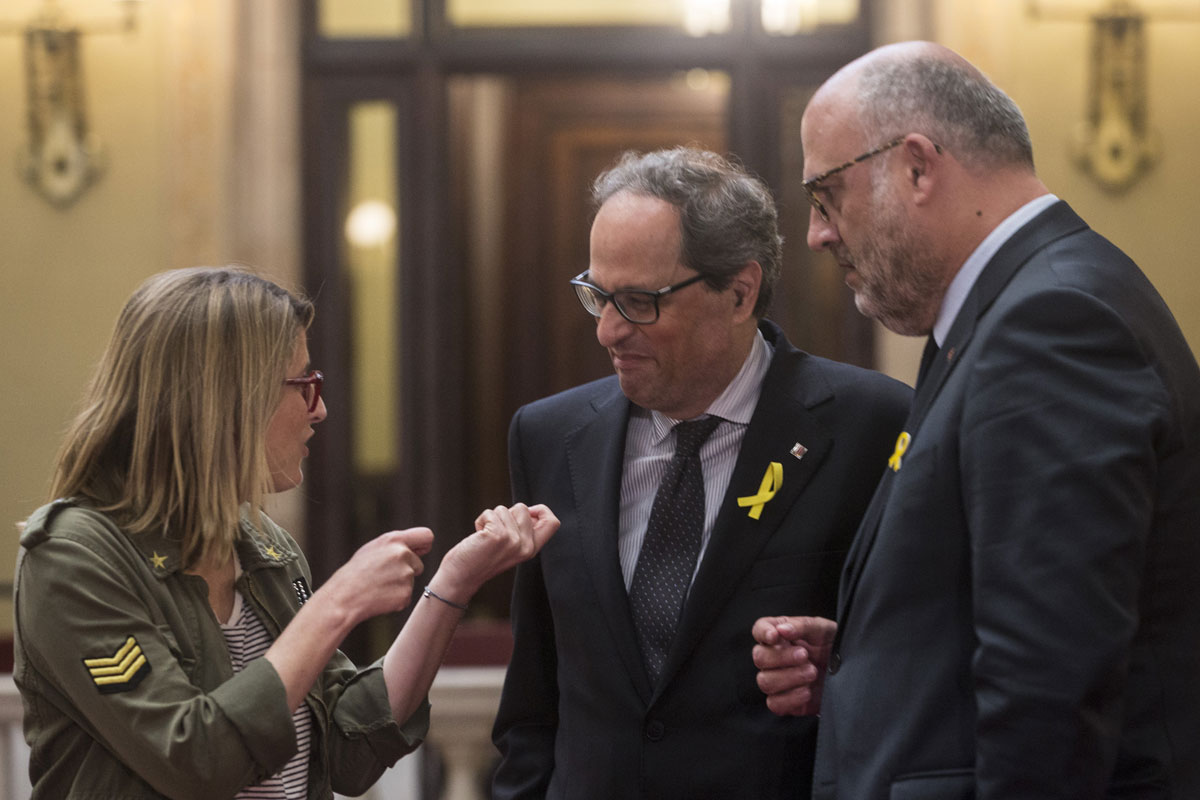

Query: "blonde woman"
(13, 266), (558, 799)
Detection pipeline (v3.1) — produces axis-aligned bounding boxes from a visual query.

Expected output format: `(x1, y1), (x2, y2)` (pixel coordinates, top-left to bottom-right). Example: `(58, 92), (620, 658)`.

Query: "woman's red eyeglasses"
(284, 370), (323, 413)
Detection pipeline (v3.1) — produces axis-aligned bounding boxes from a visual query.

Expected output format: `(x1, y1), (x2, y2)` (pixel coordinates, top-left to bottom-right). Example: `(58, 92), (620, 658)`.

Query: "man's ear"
(902, 134), (942, 206)
(731, 261), (763, 320)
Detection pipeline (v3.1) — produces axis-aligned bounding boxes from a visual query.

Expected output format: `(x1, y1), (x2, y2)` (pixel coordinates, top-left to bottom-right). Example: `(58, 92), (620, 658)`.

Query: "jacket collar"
(909, 200), (1087, 429)
(116, 508), (301, 578)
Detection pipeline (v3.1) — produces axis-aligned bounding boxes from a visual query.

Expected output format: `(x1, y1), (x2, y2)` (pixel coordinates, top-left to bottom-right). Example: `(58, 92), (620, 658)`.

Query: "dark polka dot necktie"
(629, 415), (722, 686)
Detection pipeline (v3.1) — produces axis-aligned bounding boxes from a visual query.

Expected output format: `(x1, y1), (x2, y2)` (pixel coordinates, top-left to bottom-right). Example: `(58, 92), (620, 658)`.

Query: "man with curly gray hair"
(492, 147), (912, 799)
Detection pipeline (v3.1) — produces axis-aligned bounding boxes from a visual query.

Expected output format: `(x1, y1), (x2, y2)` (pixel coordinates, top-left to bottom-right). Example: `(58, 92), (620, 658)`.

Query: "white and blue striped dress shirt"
(617, 330), (773, 589)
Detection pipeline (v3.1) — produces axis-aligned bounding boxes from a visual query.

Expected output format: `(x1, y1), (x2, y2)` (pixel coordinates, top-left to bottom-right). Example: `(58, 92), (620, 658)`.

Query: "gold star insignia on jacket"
(265, 546), (282, 560)
(83, 636), (151, 694)
(150, 552), (167, 569)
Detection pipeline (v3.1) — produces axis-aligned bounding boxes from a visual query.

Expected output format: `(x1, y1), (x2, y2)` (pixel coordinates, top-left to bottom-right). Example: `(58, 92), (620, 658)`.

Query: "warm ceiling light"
(762, 0), (859, 35)
(683, 0), (730, 36)
(345, 200), (397, 248)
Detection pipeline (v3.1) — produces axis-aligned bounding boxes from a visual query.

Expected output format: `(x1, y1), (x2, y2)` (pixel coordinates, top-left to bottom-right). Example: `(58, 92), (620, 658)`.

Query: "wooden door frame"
(300, 0), (876, 645)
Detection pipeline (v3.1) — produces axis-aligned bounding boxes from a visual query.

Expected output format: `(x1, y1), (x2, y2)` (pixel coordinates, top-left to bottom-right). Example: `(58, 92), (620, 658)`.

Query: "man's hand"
(751, 615), (837, 717)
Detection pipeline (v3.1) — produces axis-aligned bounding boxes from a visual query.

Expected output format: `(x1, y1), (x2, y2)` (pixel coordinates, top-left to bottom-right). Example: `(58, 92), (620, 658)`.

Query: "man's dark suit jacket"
(814, 202), (1200, 800)
(492, 320), (912, 799)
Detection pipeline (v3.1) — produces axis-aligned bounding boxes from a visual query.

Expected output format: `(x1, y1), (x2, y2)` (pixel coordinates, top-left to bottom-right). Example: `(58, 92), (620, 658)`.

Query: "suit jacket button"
(827, 651), (842, 675)
(645, 720), (665, 741)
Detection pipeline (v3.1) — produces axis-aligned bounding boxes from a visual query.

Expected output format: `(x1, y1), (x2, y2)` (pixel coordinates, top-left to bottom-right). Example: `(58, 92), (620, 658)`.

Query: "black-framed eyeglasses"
(802, 136), (906, 221)
(284, 370), (323, 413)
(569, 271), (708, 325)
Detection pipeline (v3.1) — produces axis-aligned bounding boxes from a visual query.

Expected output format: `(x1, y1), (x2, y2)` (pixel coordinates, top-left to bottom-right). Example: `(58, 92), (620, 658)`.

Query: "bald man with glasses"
(491, 147), (912, 800)
(753, 42), (1200, 800)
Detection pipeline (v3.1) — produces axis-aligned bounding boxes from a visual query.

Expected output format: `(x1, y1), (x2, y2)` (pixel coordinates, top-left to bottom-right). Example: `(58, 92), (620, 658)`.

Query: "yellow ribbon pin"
(737, 461), (783, 520)
(888, 432), (911, 472)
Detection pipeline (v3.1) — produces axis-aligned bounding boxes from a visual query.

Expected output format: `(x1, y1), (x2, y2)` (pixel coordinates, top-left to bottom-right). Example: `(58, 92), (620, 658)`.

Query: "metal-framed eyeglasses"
(284, 370), (324, 413)
(570, 270), (708, 325)
(801, 136), (905, 221)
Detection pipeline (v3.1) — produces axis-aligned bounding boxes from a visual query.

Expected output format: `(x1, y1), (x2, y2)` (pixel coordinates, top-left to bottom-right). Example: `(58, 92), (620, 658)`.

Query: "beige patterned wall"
(0, 0), (301, 639)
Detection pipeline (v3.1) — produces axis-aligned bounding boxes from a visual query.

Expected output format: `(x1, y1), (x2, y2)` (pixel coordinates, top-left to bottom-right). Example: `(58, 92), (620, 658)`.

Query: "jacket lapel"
(564, 386), (656, 701)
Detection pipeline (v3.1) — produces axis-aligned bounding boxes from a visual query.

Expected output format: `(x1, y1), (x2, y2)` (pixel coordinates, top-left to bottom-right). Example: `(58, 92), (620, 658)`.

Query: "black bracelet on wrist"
(422, 585), (468, 612)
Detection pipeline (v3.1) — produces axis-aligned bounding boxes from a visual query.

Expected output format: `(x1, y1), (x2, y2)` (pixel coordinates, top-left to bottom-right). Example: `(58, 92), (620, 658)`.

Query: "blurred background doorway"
(300, 0), (874, 659)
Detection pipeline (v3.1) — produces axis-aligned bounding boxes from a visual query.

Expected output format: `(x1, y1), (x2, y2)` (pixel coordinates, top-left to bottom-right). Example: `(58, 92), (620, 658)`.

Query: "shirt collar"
(646, 328), (773, 442)
(932, 193), (1059, 347)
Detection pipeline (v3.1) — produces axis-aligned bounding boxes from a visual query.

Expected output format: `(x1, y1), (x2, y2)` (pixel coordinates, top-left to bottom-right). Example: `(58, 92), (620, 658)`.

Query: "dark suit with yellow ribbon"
(814, 201), (1200, 800)
(492, 320), (911, 800)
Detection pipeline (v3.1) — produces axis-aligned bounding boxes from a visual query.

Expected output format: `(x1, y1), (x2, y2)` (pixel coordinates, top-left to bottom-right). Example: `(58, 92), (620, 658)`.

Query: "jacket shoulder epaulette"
(18, 497), (83, 549)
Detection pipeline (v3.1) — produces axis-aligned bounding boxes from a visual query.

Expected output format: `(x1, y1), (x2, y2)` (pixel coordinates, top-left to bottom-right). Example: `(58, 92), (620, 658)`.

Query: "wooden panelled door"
(302, 3), (876, 658)
(449, 73), (731, 614)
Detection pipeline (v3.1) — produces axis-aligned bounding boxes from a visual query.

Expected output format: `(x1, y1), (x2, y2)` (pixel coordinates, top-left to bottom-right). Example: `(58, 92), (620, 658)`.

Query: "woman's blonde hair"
(49, 266), (315, 567)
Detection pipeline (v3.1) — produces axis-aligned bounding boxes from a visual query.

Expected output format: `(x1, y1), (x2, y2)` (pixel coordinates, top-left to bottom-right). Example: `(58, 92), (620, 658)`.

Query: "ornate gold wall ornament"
(1073, 3), (1160, 191)
(2, 1), (141, 208)
(1028, 0), (1200, 192)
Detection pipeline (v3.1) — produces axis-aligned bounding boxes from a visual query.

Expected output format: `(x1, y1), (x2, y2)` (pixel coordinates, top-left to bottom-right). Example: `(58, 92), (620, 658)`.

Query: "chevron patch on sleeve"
(82, 636), (151, 694)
